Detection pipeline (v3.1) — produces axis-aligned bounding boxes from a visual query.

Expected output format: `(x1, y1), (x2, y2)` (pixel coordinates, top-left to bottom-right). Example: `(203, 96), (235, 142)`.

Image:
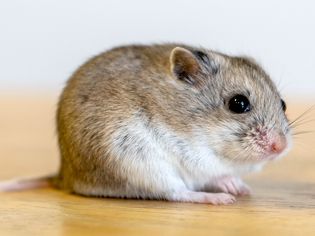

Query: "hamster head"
(170, 47), (292, 164)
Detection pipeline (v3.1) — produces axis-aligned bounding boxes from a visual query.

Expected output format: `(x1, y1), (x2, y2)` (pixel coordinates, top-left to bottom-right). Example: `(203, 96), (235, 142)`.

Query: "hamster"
(1, 44), (292, 204)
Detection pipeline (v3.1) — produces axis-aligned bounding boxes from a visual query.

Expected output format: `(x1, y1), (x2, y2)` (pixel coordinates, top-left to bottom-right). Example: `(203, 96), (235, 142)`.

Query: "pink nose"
(270, 135), (287, 154)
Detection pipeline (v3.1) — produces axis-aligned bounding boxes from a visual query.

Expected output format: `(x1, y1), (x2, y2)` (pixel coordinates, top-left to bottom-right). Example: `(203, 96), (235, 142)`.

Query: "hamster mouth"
(219, 128), (291, 163)
(257, 152), (281, 161)
(249, 127), (288, 161)
(222, 142), (288, 164)
(252, 140), (289, 162)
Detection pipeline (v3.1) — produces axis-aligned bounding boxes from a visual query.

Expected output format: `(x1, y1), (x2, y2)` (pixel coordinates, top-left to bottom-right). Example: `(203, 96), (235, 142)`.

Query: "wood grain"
(1, 95), (315, 236)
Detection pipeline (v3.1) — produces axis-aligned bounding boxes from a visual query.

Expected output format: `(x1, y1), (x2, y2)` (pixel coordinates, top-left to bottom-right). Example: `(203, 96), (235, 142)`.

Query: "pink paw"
(171, 191), (236, 205)
(212, 176), (251, 196)
(206, 192), (236, 205)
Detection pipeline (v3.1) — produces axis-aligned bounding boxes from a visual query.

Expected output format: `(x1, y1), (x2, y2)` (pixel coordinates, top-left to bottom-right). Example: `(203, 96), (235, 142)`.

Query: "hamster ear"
(170, 47), (200, 85)
(170, 47), (218, 86)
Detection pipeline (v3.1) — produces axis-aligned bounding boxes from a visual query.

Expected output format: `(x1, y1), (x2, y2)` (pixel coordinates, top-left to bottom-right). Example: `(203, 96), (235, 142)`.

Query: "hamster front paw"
(209, 176), (251, 196)
(170, 191), (236, 205)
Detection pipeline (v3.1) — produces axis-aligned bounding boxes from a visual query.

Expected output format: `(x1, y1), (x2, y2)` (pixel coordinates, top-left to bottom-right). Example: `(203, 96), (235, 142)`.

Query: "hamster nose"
(270, 134), (287, 154)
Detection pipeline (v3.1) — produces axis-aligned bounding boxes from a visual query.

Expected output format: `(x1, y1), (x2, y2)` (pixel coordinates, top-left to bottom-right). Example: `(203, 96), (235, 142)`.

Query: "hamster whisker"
(292, 113), (315, 124)
(291, 140), (311, 152)
(269, 121), (277, 132)
(290, 119), (315, 129)
(230, 151), (246, 162)
(244, 145), (257, 162)
(224, 143), (247, 162)
(288, 105), (315, 127)
(291, 130), (314, 136)
(229, 143), (253, 162)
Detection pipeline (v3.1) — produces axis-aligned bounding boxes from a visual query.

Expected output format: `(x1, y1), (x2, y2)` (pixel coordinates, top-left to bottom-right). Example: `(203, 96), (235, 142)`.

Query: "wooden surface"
(1, 95), (315, 236)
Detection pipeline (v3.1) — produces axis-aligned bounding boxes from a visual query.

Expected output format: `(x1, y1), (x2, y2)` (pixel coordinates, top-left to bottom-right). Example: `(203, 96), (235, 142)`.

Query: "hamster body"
(54, 44), (291, 204)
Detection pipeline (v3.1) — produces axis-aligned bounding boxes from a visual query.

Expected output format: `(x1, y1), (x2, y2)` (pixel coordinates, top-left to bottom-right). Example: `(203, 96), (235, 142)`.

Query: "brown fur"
(54, 44), (290, 198)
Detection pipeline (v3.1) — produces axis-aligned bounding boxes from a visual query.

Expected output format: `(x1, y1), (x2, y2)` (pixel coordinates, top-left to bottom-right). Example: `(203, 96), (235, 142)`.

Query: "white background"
(1, 0), (314, 99)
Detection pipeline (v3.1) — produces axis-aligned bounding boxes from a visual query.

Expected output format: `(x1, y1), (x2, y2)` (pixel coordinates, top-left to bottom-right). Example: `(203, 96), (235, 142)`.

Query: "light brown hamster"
(1, 44), (292, 204)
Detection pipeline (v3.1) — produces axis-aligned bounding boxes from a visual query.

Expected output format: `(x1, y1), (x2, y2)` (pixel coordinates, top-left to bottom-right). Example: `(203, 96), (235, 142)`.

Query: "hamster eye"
(228, 95), (251, 114)
(281, 99), (286, 112)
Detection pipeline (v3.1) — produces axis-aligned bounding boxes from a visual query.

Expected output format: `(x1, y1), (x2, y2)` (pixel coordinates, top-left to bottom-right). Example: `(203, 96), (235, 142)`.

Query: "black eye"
(281, 99), (286, 112)
(228, 95), (251, 114)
